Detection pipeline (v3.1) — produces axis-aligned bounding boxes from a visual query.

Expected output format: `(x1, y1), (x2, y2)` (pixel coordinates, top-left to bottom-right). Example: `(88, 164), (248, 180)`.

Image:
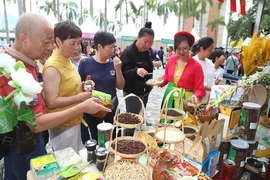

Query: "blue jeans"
(4, 133), (46, 180)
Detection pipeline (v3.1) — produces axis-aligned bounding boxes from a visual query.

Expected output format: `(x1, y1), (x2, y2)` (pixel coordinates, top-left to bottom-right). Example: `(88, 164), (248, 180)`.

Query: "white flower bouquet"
(0, 53), (42, 134)
(241, 66), (270, 89)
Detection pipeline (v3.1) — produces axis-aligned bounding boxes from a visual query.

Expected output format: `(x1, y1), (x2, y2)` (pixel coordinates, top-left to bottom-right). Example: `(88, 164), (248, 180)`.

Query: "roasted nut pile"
(104, 161), (148, 180)
(117, 113), (141, 124)
(111, 139), (146, 154)
(162, 109), (183, 116)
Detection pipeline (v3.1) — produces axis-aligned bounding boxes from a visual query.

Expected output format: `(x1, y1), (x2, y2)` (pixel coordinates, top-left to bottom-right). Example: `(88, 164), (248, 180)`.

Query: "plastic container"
(238, 137), (258, 161)
(228, 139), (249, 179)
(239, 102), (261, 140)
(218, 140), (231, 170)
(83, 75), (92, 92)
(256, 136), (270, 158)
(97, 122), (113, 148)
(85, 139), (97, 163)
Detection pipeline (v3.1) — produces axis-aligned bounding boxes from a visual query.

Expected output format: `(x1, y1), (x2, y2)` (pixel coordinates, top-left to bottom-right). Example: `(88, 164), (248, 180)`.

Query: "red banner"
(240, 0), (246, 15)
(230, 0), (237, 12)
(218, 0), (224, 2)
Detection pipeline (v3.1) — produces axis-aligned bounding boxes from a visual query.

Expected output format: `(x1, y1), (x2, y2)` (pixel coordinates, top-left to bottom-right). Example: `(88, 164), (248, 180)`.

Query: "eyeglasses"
(176, 46), (189, 53)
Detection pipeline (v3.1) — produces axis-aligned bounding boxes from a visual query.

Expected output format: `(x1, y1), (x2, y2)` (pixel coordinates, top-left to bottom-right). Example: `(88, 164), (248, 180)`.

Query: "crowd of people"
(0, 12), (244, 180)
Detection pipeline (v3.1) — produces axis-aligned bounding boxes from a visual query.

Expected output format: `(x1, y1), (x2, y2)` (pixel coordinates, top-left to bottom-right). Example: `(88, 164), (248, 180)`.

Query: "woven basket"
(114, 112), (144, 129)
(196, 104), (216, 123)
(160, 108), (185, 121)
(110, 136), (147, 159)
(247, 84), (267, 106)
(104, 160), (150, 180)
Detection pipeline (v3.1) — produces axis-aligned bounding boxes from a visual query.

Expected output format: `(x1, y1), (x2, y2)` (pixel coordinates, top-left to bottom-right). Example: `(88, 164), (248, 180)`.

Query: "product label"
(84, 84), (92, 92)
(98, 132), (105, 147)
(218, 113), (229, 139)
(223, 153), (228, 160)
(216, 133), (222, 148)
(228, 146), (236, 161)
(252, 150), (256, 155)
(249, 123), (258, 129)
(205, 137), (210, 154)
(240, 109), (247, 127)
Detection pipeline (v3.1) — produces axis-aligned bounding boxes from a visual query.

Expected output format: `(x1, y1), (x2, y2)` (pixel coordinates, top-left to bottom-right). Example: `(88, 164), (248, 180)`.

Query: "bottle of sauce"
(84, 75), (92, 92)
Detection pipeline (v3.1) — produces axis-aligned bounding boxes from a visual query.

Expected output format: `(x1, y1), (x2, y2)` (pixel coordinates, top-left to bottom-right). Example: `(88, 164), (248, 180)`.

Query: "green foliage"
(0, 97), (38, 134)
(207, 15), (226, 31)
(0, 97), (17, 133)
(227, 0), (270, 42)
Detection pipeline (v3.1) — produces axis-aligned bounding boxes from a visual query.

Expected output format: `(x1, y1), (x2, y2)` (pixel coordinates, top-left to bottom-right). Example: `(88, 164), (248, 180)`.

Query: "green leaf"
(14, 61), (25, 71)
(16, 101), (38, 129)
(0, 97), (18, 134)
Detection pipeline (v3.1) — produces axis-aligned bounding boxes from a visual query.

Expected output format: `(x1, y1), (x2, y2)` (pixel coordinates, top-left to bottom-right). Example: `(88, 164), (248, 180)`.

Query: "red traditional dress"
(160, 55), (206, 108)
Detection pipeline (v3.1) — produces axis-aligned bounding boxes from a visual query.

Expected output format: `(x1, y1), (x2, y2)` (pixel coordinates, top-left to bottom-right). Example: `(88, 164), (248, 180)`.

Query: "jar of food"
(228, 139), (249, 179)
(95, 147), (108, 171)
(85, 139), (97, 163)
(238, 138), (258, 161)
(239, 102), (261, 140)
(218, 140), (231, 170)
(256, 136), (270, 158)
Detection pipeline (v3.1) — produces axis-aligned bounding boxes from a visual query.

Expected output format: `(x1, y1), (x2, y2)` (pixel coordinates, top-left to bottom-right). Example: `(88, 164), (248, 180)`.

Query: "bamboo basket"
(109, 136), (147, 159)
(103, 93), (147, 172)
(104, 160), (150, 180)
(114, 113), (143, 128)
(155, 89), (186, 146)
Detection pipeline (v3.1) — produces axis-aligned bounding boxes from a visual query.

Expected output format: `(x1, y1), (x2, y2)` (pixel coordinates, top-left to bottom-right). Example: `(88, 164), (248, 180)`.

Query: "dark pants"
(160, 58), (165, 69)
(123, 92), (147, 136)
(42, 130), (49, 146)
(81, 97), (118, 144)
(226, 70), (234, 84)
(4, 133), (46, 180)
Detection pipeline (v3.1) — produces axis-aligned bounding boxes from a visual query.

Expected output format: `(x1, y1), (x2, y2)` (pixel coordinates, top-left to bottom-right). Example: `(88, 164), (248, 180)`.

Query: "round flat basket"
(148, 149), (183, 168)
(110, 136), (147, 158)
(104, 160), (150, 180)
(155, 127), (185, 144)
(247, 84), (267, 106)
(160, 108), (185, 121)
(146, 79), (164, 86)
(179, 124), (199, 136)
(114, 113), (143, 128)
(136, 131), (157, 151)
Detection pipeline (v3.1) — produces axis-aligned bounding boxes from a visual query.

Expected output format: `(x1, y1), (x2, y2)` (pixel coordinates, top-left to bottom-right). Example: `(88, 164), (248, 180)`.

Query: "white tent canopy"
(116, 23), (139, 39)
(80, 16), (99, 38)
(190, 28), (200, 43)
(46, 13), (58, 26)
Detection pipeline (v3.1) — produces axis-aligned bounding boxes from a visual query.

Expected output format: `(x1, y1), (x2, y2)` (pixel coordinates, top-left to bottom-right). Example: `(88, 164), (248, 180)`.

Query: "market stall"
(26, 33), (270, 180)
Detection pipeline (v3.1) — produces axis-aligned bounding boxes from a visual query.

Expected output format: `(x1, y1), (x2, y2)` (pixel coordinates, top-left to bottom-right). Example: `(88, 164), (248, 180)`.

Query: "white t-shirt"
(36, 61), (44, 73)
(214, 67), (224, 82)
(194, 55), (215, 87)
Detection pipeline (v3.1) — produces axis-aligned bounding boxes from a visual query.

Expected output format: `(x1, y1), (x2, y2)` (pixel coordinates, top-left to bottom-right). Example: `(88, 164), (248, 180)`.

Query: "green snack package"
(92, 90), (112, 103)
(59, 162), (89, 178)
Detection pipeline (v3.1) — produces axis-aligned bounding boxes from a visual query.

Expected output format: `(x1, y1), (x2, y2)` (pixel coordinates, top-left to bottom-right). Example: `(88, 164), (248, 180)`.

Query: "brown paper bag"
(209, 119), (225, 152)
(187, 123), (209, 163)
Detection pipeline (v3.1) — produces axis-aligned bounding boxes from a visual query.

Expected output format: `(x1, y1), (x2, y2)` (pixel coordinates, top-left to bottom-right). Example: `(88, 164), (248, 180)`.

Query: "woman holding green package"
(159, 31), (206, 109)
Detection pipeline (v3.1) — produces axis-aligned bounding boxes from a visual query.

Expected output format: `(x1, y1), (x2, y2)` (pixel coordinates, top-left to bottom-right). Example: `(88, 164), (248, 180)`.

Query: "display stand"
(154, 88), (186, 151)
(103, 93), (149, 173)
